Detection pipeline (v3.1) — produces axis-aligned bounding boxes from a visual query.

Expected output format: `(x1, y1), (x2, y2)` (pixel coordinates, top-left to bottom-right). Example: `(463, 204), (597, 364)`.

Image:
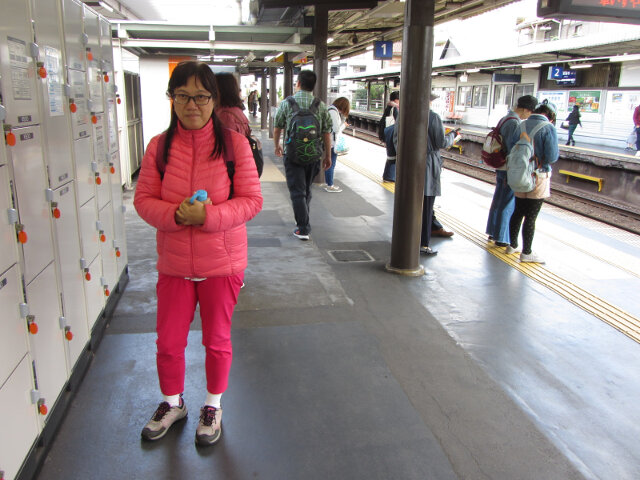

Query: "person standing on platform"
(382, 91), (400, 182)
(420, 93), (460, 256)
(507, 100), (559, 264)
(134, 61), (263, 446)
(565, 105), (582, 146)
(324, 97), (351, 193)
(485, 95), (538, 247)
(634, 104), (640, 156)
(214, 73), (250, 136)
(273, 70), (332, 240)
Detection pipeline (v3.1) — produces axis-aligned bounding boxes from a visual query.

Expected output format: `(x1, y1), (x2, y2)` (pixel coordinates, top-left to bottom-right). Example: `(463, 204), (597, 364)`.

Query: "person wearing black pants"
(508, 198), (543, 258)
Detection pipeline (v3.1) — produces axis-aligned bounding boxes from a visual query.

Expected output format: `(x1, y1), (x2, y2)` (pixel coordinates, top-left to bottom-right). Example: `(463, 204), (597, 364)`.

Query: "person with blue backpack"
(505, 100), (559, 264)
(273, 70), (332, 240)
(485, 95), (538, 247)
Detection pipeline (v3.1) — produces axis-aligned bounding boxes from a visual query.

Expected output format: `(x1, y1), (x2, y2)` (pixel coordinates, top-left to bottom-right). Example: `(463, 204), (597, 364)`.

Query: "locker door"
(24, 262), (68, 430)
(77, 198), (100, 264)
(73, 136), (95, 207)
(83, 8), (103, 115)
(0, 165), (20, 276)
(31, 0), (74, 190)
(0, 0), (40, 127)
(60, 0), (86, 72)
(109, 153), (127, 277)
(106, 95), (119, 154)
(67, 68), (91, 141)
(0, 355), (40, 480)
(98, 202), (117, 292)
(93, 113), (110, 210)
(52, 182), (89, 369)
(0, 264), (28, 387)
(84, 254), (104, 331)
(7, 126), (55, 286)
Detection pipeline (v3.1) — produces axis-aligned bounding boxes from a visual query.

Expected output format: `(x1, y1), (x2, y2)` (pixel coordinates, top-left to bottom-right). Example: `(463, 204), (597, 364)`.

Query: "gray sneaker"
(195, 406), (222, 446)
(141, 400), (188, 441)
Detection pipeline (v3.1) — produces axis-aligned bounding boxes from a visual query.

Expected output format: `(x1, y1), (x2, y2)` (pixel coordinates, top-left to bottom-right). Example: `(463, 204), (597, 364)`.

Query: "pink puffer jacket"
(134, 118), (263, 278)
(216, 106), (250, 136)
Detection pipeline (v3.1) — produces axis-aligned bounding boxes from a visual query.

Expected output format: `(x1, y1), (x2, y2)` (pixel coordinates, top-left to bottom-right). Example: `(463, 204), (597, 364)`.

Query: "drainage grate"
(328, 249), (375, 262)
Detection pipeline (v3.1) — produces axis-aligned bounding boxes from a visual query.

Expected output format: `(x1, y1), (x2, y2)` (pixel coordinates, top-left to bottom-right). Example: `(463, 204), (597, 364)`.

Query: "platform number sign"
(374, 41), (393, 60)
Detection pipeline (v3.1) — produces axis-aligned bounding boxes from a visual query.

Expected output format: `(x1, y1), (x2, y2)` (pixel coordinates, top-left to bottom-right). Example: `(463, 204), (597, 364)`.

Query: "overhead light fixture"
(432, 71), (439, 76)
(245, 51), (256, 63)
(264, 52), (283, 62)
(331, 56), (340, 61)
(459, 73), (468, 82)
(466, 68), (480, 73)
(327, 37), (334, 44)
(366, 45), (374, 51)
(522, 63), (542, 68)
(569, 63), (592, 69)
(610, 54), (640, 62)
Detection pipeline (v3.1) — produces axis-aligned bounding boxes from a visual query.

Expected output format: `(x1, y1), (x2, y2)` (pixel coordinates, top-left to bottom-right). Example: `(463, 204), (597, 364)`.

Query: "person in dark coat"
(565, 105), (582, 146)
(420, 93), (459, 255)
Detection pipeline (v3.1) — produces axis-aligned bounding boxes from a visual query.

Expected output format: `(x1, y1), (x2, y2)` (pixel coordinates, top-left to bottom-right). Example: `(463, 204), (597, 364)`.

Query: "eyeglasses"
(172, 93), (212, 105)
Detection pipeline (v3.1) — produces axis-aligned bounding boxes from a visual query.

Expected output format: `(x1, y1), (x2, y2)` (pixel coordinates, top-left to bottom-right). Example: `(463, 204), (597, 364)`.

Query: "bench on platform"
(558, 169), (604, 192)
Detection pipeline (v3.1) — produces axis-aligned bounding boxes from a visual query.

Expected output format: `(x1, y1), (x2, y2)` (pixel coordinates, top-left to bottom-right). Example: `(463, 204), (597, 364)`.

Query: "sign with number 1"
(374, 41), (393, 60)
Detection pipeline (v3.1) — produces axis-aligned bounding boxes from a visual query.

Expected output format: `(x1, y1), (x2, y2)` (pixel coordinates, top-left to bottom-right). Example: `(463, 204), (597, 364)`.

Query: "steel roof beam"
(118, 38), (314, 53)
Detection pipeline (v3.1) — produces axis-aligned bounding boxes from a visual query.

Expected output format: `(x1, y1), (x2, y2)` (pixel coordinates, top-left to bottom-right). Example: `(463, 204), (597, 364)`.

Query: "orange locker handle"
(16, 224), (28, 244)
(5, 131), (16, 147)
(104, 287), (110, 297)
(38, 65), (47, 79)
(65, 326), (73, 341)
(69, 101), (77, 113)
(27, 315), (38, 335)
(86, 49), (93, 61)
(103, 73), (109, 83)
(95, 173), (102, 185)
(84, 269), (91, 281)
(115, 248), (121, 258)
(37, 399), (48, 416)
(52, 202), (61, 219)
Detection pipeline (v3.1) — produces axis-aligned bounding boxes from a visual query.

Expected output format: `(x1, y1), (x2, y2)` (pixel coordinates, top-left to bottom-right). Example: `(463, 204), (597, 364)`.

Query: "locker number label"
(20, 132), (34, 141)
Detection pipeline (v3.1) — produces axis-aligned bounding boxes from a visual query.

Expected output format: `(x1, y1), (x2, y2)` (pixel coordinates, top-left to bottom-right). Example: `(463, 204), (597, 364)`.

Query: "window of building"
(472, 85), (489, 108)
(514, 83), (535, 99)
(493, 84), (514, 108)
(457, 86), (472, 107)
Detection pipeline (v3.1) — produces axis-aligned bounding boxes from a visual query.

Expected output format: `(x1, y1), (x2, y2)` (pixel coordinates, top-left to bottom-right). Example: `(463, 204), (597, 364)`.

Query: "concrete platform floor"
(36, 127), (640, 480)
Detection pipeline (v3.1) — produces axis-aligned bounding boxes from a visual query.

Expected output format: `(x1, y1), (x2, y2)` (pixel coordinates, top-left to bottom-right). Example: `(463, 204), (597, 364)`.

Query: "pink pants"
(156, 272), (244, 396)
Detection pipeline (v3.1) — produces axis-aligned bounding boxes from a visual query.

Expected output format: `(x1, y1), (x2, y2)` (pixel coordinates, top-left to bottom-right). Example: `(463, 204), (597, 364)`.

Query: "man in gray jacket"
(420, 94), (459, 255)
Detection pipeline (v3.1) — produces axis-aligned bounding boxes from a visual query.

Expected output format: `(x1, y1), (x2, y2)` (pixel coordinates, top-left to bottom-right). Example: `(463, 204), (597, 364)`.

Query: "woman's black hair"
(215, 73), (245, 109)
(534, 103), (556, 124)
(160, 61), (225, 170)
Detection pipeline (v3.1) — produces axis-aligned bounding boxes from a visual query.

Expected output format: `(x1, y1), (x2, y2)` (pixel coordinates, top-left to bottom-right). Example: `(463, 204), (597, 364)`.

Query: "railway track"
(347, 126), (640, 236)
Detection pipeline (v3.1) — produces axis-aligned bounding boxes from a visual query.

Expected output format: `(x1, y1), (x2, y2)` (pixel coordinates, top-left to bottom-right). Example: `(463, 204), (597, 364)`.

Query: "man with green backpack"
(274, 70), (332, 240)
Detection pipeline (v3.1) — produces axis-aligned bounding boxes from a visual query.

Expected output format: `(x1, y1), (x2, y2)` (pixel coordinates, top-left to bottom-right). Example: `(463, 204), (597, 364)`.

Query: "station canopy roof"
(85, 0), (518, 71)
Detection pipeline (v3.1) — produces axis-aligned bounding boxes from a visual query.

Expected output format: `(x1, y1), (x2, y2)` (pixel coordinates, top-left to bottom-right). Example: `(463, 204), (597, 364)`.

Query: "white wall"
(139, 57), (171, 149)
(619, 61), (640, 88)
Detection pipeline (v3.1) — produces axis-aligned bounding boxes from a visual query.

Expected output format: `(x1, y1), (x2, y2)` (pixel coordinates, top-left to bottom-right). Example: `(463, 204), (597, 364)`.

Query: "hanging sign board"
(538, 0), (640, 25)
(373, 41), (393, 60)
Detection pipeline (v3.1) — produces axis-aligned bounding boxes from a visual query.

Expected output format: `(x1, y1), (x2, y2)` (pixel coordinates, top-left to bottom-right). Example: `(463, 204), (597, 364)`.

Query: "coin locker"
(30, 0), (74, 191)
(0, 0), (39, 128)
(0, 355), (40, 480)
(0, 264), (28, 388)
(98, 201), (117, 294)
(60, 0), (86, 73)
(50, 182), (89, 369)
(0, 164), (20, 277)
(5, 125), (55, 286)
(83, 254), (105, 331)
(83, 7), (104, 115)
(23, 261), (68, 430)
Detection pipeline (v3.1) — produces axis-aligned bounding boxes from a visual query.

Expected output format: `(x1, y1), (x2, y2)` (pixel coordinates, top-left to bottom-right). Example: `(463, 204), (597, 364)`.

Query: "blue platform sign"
(374, 41), (393, 60)
(550, 66), (564, 79)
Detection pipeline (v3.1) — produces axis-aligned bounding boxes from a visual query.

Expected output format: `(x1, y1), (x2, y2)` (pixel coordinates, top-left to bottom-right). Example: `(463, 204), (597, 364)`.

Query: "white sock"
(205, 392), (222, 408)
(163, 394), (181, 407)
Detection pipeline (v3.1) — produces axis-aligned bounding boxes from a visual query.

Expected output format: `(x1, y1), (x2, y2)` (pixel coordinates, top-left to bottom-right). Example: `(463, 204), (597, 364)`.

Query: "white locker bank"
(0, 1), (128, 479)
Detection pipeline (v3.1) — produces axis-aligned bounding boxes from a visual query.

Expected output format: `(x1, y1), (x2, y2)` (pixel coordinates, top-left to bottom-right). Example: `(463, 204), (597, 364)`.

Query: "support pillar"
(386, 0), (435, 276)
(284, 53), (293, 98)
(260, 70), (268, 130)
(269, 67), (277, 138)
(313, 5), (328, 102)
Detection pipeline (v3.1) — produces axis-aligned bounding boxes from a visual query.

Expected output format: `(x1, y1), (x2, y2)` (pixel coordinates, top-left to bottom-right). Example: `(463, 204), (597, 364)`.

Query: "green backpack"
(285, 97), (323, 165)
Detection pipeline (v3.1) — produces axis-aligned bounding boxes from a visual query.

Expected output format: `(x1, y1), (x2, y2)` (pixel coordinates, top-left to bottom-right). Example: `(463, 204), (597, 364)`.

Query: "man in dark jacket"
(634, 104), (640, 156)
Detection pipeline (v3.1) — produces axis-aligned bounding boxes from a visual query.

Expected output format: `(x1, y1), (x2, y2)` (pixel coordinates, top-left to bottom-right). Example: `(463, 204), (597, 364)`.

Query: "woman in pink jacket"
(134, 61), (262, 446)
(214, 72), (251, 136)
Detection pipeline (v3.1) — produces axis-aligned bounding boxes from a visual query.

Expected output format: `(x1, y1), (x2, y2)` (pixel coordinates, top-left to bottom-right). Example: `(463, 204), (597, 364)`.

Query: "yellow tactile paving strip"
(340, 156), (640, 344)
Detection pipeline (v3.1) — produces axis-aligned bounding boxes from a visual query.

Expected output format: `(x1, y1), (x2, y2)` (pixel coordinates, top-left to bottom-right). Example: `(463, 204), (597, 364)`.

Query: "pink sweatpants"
(155, 272), (244, 396)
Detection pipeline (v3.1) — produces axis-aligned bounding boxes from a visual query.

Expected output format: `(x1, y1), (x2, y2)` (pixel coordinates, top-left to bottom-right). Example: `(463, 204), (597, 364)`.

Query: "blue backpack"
(506, 121), (547, 193)
(285, 97), (323, 165)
